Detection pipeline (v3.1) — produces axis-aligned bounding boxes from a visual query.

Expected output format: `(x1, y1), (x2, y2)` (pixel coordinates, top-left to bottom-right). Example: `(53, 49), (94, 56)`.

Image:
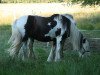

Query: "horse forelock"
(80, 33), (88, 48)
(80, 33), (84, 49)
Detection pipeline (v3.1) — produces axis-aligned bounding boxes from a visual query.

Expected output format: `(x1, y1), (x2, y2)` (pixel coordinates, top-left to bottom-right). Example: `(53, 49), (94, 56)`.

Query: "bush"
(94, 23), (100, 30)
(78, 24), (94, 30)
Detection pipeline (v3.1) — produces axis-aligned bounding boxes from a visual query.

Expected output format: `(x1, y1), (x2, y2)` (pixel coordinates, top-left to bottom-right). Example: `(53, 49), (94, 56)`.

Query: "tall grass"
(0, 25), (100, 75)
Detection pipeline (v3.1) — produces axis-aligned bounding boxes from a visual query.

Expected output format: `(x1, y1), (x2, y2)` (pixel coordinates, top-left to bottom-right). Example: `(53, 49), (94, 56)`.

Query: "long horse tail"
(8, 20), (22, 57)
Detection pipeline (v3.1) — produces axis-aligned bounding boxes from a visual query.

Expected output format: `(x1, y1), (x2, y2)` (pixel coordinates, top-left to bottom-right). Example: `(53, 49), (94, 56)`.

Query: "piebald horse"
(8, 14), (90, 62)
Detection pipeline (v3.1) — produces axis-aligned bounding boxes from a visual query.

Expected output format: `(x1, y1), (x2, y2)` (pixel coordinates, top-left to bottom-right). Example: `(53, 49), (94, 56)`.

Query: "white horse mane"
(63, 15), (80, 50)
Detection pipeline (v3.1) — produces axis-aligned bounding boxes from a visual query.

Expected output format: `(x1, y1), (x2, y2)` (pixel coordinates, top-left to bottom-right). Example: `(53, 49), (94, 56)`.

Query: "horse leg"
(28, 38), (35, 59)
(47, 41), (56, 62)
(55, 36), (62, 62)
(47, 42), (50, 47)
(18, 41), (29, 60)
(47, 39), (56, 62)
(60, 39), (66, 58)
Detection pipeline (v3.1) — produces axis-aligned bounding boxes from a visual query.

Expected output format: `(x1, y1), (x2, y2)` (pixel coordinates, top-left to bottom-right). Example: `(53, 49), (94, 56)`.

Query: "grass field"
(0, 24), (100, 75)
(0, 4), (100, 75)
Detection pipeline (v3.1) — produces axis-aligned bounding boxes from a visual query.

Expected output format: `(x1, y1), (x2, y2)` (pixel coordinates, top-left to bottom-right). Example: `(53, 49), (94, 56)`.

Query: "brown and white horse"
(8, 14), (90, 62)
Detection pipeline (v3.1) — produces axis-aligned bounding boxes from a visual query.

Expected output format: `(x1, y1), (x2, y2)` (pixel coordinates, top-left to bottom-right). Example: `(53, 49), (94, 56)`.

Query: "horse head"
(80, 38), (90, 57)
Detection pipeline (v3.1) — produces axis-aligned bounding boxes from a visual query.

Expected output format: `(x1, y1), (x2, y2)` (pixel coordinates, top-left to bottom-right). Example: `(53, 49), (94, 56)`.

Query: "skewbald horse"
(8, 14), (90, 62)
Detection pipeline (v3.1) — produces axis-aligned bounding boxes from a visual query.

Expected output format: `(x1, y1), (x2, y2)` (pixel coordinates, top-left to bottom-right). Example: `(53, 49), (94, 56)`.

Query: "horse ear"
(50, 14), (59, 20)
(62, 16), (68, 25)
(62, 16), (71, 37)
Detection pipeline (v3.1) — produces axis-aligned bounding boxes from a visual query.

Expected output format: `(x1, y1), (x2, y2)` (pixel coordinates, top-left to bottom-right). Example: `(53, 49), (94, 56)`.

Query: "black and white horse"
(8, 14), (90, 62)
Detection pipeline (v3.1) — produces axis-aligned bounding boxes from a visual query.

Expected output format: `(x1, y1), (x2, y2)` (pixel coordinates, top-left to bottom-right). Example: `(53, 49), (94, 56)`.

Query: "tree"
(71, 0), (100, 5)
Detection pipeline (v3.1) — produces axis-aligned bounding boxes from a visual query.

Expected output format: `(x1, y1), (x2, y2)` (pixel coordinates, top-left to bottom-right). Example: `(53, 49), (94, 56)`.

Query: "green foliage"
(94, 23), (100, 30)
(0, 0), (67, 3)
(74, 12), (100, 30)
(71, 0), (100, 5)
(0, 0), (100, 5)
(78, 24), (94, 30)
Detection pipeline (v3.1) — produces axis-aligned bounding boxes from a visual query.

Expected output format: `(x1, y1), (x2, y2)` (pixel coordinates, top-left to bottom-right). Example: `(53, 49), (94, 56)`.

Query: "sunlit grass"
(73, 12), (100, 30)
(0, 4), (100, 30)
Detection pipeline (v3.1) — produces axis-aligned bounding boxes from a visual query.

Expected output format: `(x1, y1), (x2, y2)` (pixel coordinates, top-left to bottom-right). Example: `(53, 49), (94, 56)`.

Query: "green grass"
(0, 25), (100, 75)
(81, 30), (100, 38)
(0, 51), (100, 75)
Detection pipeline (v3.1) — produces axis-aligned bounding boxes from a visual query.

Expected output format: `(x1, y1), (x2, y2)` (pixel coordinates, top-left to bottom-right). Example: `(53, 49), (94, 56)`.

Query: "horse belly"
(34, 35), (52, 42)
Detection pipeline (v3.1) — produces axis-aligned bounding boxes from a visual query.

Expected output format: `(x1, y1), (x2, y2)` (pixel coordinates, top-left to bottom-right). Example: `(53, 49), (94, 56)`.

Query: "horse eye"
(51, 21), (57, 28)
